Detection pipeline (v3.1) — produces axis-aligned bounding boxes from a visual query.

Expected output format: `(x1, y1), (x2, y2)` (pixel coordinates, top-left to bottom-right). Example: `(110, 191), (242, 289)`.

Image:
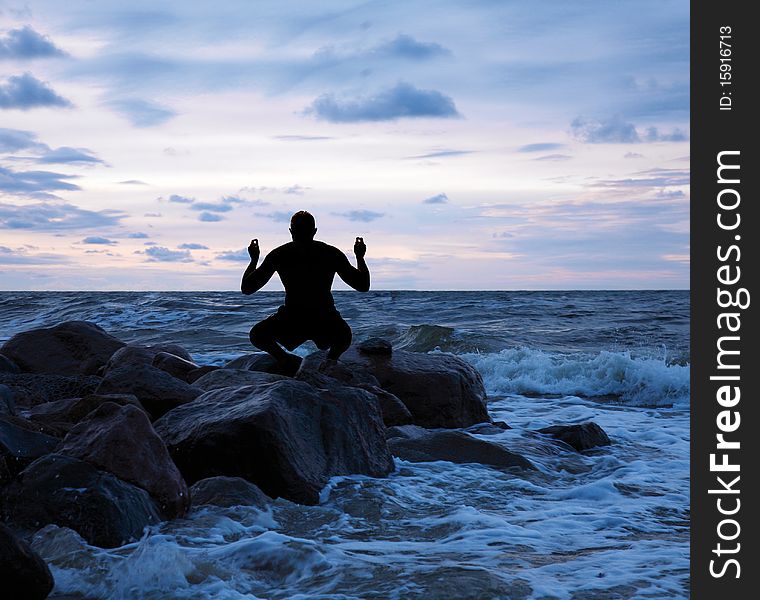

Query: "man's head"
(289, 210), (317, 242)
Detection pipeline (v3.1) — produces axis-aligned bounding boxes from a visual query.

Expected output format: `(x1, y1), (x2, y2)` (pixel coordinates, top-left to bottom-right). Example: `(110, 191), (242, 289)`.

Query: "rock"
(317, 346), (489, 429)
(0, 383), (15, 415)
(223, 352), (298, 376)
(152, 352), (199, 382)
(0, 354), (20, 374)
(26, 393), (145, 434)
(103, 343), (193, 374)
(357, 337), (393, 356)
(386, 425), (533, 470)
(59, 402), (189, 519)
(0, 321), (124, 375)
(192, 369), (285, 392)
(154, 379), (394, 505)
(295, 367), (413, 427)
(465, 421), (512, 435)
(538, 422), (612, 452)
(369, 386), (414, 426)
(96, 363), (203, 420)
(0, 453), (161, 548)
(0, 373), (102, 409)
(186, 365), (220, 384)
(299, 352), (381, 387)
(190, 476), (271, 509)
(0, 416), (60, 478)
(0, 523), (54, 600)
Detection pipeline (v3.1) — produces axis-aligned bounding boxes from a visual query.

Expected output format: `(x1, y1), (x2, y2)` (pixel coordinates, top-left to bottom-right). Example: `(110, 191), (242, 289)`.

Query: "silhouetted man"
(242, 210), (370, 373)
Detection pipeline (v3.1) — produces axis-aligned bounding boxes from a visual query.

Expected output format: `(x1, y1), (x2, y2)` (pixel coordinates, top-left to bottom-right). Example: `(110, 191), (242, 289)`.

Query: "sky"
(0, 0), (689, 290)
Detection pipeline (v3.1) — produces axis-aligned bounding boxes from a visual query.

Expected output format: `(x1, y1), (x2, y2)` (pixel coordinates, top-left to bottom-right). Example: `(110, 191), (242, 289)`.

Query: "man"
(241, 210), (370, 373)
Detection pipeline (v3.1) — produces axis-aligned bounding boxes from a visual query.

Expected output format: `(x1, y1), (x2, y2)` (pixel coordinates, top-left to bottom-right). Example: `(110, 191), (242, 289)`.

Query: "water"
(0, 291), (690, 599)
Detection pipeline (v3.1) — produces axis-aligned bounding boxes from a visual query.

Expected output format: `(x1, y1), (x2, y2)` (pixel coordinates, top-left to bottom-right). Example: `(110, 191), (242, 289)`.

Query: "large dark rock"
(538, 422), (612, 452)
(357, 337), (393, 356)
(152, 352), (199, 382)
(0, 416), (60, 478)
(295, 367), (413, 427)
(192, 368), (285, 392)
(96, 363), (203, 420)
(103, 343), (193, 374)
(154, 379), (394, 505)
(0, 453), (161, 548)
(0, 383), (15, 415)
(59, 402), (189, 519)
(26, 393), (145, 434)
(0, 373), (101, 409)
(190, 476), (271, 509)
(0, 523), (54, 600)
(223, 352), (297, 376)
(186, 365), (220, 384)
(0, 354), (20, 374)
(314, 346), (489, 429)
(0, 321), (124, 375)
(386, 425), (533, 470)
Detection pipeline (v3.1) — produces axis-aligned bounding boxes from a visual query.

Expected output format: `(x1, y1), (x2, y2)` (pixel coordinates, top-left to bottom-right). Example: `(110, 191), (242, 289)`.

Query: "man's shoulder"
(313, 240), (344, 254)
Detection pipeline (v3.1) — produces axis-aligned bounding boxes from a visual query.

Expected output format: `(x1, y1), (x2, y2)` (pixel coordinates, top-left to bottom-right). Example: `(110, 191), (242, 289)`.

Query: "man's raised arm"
(337, 237), (370, 292)
(241, 239), (276, 295)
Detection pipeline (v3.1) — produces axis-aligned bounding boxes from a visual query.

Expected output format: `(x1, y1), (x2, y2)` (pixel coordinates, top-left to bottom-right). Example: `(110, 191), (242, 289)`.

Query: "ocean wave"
(462, 347), (690, 407)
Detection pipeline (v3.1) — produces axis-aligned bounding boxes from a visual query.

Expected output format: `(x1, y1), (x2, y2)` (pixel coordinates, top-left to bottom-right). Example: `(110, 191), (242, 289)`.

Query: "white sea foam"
(462, 347), (690, 407)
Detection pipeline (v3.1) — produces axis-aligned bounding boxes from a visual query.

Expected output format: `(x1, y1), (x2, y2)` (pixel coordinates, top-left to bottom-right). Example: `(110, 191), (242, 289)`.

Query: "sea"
(0, 290), (690, 599)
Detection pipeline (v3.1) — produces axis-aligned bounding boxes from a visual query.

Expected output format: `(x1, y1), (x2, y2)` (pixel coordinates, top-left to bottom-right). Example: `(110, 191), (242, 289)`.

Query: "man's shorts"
(253, 305), (351, 351)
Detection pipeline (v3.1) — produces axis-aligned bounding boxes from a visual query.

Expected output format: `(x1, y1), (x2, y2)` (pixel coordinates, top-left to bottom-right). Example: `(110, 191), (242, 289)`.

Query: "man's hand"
(248, 239), (260, 262)
(354, 236), (366, 259)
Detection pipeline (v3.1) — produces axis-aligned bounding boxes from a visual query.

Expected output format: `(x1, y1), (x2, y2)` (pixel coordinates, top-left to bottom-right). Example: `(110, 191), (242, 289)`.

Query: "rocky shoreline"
(0, 321), (611, 598)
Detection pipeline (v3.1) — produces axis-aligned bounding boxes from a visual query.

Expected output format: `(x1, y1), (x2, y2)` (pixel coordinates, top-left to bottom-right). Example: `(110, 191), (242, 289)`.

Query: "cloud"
(533, 154), (572, 161)
(0, 127), (47, 152)
(305, 82), (460, 123)
(283, 185), (308, 195)
(81, 236), (117, 245)
(144, 246), (192, 262)
(570, 116), (640, 143)
(591, 168), (689, 190)
(198, 211), (224, 222)
(37, 146), (105, 165)
(255, 211), (292, 223)
(108, 98), (176, 127)
(0, 26), (67, 59)
(216, 248), (250, 261)
(517, 143), (565, 153)
(643, 126), (689, 142)
(571, 117), (689, 144)
(0, 164), (80, 198)
(624, 152), (644, 159)
(273, 135), (333, 142)
(144, 212), (162, 217)
(405, 148), (473, 160)
(0, 245), (70, 265)
(127, 232), (150, 238)
(369, 34), (451, 60)
(0, 73), (72, 110)
(333, 209), (384, 222)
(178, 243), (208, 249)
(168, 194), (194, 203)
(118, 179), (148, 185)
(0, 201), (125, 230)
(423, 193), (448, 204)
(190, 202), (232, 213)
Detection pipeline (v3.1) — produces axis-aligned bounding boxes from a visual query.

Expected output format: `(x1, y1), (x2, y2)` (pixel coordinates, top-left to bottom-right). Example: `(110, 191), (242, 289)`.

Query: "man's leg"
(249, 315), (302, 373)
(325, 315), (352, 361)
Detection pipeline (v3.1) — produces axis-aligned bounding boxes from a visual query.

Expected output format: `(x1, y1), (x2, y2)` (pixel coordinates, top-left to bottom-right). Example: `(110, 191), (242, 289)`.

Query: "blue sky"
(0, 0), (689, 290)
